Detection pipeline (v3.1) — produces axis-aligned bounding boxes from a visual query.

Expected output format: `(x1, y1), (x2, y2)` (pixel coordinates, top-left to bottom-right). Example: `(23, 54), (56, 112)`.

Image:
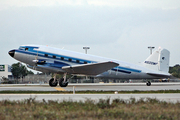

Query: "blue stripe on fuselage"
(111, 66), (141, 74)
(117, 66), (141, 73)
(15, 49), (93, 64)
(111, 68), (131, 74)
(15, 47), (142, 74)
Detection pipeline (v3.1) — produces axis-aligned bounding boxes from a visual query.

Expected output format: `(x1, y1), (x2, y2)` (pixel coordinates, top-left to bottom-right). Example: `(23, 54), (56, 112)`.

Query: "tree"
(11, 62), (34, 81)
(169, 64), (180, 78)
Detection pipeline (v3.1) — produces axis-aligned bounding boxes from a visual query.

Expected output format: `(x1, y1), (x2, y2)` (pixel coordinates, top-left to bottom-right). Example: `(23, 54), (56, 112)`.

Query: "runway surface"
(0, 83), (180, 91)
(0, 94), (180, 103)
(0, 83), (180, 103)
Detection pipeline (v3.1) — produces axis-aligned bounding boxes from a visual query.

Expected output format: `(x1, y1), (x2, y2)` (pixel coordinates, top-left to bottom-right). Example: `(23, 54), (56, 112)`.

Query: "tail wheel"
(59, 78), (68, 87)
(146, 81), (151, 86)
(49, 78), (58, 87)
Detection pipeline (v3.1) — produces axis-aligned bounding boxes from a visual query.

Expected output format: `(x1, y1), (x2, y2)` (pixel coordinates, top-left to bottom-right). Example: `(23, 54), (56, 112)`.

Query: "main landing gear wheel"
(49, 78), (58, 87)
(146, 81), (151, 86)
(59, 78), (68, 87)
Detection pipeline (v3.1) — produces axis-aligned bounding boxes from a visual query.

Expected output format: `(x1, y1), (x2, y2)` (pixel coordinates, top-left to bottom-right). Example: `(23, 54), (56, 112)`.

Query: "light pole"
(83, 46), (90, 81)
(148, 46), (155, 55)
(83, 47), (90, 54)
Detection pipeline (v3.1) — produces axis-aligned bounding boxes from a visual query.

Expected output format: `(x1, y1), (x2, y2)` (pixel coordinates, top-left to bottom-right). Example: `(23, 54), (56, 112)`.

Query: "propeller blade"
(32, 60), (39, 63)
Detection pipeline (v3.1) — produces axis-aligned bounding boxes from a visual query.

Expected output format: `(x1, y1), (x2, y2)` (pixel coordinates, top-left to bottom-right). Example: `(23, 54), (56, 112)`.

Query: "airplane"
(8, 45), (171, 87)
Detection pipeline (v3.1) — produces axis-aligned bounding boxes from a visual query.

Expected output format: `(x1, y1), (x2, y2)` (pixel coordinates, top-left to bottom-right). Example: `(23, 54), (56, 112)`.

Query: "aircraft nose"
(8, 50), (15, 57)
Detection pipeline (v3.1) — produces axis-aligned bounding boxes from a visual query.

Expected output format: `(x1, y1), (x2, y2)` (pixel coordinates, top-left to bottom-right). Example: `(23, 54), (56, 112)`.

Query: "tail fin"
(143, 48), (170, 73)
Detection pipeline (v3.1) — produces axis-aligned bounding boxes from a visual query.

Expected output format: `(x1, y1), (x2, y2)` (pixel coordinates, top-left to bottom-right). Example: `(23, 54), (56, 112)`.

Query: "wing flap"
(62, 61), (119, 75)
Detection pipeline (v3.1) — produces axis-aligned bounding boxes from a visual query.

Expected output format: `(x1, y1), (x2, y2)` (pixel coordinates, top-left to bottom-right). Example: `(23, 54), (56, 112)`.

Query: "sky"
(0, 0), (180, 67)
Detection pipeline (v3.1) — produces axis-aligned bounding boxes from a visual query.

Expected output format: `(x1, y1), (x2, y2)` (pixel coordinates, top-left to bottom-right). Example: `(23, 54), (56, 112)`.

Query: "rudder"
(143, 48), (170, 73)
(158, 49), (170, 73)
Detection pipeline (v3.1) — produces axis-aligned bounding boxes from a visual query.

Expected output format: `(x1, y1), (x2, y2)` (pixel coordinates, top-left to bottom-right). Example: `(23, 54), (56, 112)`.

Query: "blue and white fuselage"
(8, 45), (171, 87)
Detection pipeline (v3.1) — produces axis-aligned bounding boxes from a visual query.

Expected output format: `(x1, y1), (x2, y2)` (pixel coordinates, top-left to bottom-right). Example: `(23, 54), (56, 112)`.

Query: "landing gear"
(49, 78), (58, 87)
(49, 73), (58, 87)
(146, 81), (151, 86)
(59, 78), (68, 87)
(48, 73), (69, 87)
(59, 73), (69, 87)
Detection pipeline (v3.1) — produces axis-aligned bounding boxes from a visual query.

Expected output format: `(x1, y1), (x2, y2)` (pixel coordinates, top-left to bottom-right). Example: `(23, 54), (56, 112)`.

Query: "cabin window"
(53, 55), (56, 58)
(84, 61), (87, 64)
(69, 58), (72, 62)
(76, 60), (80, 63)
(45, 54), (48, 57)
(61, 57), (64, 60)
(25, 48), (28, 51)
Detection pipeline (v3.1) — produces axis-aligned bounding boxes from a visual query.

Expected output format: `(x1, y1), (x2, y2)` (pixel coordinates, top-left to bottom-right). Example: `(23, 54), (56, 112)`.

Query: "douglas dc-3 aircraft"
(8, 45), (171, 87)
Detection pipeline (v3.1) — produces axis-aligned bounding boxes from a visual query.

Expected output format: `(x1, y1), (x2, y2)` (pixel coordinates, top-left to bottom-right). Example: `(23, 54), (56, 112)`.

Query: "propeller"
(32, 51), (38, 70)
(32, 51), (46, 70)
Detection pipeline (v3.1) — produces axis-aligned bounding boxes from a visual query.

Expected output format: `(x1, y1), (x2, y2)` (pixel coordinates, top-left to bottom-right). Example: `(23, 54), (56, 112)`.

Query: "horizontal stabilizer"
(147, 72), (171, 78)
(62, 61), (119, 75)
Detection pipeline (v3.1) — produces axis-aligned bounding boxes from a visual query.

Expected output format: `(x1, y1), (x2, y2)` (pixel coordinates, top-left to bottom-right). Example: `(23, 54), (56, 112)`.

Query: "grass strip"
(0, 89), (180, 94)
(0, 97), (179, 119)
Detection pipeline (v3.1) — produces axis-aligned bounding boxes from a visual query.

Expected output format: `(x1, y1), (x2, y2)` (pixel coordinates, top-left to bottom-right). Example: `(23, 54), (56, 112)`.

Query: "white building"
(0, 64), (12, 78)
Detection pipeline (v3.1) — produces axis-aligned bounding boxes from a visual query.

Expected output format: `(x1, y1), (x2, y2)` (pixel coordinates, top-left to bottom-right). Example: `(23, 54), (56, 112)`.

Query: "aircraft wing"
(62, 61), (119, 75)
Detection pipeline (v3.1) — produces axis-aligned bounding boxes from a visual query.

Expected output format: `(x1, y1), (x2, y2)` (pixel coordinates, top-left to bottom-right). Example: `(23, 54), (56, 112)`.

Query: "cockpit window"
(19, 46), (39, 51)
(19, 47), (25, 50)
(19, 46), (29, 51)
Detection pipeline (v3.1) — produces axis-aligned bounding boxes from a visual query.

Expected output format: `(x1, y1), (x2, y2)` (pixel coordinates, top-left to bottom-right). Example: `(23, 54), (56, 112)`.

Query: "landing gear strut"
(59, 73), (68, 87)
(48, 73), (69, 87)
(146, 81), (151, 86)
(49, 73), (58, 87)
(59, 78), (68, 87)
(49, 78), (58, 87)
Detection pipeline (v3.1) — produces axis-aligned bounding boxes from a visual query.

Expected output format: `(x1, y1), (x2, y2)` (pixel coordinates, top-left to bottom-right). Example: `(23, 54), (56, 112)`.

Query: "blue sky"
(0, 0), (180, 66)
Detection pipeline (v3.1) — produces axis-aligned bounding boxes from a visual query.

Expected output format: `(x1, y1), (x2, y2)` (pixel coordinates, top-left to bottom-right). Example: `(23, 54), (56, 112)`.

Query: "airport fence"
(2, 74), (180, 84)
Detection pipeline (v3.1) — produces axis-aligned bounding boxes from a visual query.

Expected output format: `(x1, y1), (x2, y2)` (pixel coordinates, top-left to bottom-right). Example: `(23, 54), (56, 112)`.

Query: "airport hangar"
(0, 64), (12, 79)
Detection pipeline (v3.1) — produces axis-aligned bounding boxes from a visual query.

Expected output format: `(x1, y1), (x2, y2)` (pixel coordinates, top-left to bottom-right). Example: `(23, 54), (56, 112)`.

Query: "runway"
(0, 82), (180, 91)
(0, 83), (180, 103)
(0, 94), (180, 103)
